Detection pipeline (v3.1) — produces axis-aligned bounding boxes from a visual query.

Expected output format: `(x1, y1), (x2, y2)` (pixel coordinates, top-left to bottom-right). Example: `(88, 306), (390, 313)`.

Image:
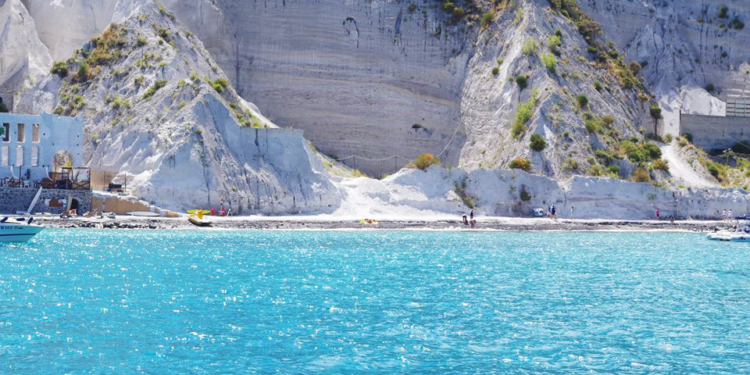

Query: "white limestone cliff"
(19, 0), (116, 61)
(0, 0), (52, 105)
(7, 0), (750, 216)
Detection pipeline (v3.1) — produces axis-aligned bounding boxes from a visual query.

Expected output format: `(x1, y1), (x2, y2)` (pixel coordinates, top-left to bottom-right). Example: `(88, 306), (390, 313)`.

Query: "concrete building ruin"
(680, 97), (750, 152)
(0, 112), (84, 180)
(0, 112), (91, 214)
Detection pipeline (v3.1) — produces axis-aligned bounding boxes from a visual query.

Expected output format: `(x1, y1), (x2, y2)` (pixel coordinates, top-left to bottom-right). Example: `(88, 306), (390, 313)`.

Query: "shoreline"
(30, 215), (739, 233)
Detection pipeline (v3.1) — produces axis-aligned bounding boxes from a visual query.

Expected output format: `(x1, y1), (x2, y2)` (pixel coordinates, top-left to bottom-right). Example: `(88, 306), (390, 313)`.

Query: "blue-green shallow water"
(1, 230), (749, 374)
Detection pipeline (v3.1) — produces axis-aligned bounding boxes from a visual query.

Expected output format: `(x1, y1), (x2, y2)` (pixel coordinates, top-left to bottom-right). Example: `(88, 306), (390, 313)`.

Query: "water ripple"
(0, 230), (748, 373)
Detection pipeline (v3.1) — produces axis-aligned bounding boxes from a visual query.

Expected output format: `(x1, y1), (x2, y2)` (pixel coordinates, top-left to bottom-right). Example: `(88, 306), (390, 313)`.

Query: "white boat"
(0, 217), (44, 243)
(707, 224), (750, 242)
(0, 187), (46, 242)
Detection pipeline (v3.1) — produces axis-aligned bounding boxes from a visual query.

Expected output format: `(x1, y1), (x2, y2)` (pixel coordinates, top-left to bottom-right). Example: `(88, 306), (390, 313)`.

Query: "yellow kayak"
(359, 219), (379, 225)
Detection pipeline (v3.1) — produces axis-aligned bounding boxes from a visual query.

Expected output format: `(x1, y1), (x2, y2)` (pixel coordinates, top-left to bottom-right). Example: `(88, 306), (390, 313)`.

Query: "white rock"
(0, 0), (52, 100)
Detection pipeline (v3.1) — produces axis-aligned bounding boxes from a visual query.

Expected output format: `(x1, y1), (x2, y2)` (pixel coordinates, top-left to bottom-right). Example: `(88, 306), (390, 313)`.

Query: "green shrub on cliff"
(512, 90), (538, 138)
(529, 134), (547, 152)
(412, 153), (441, 171)
(212, 78), (229, 93)
(51, 61), (69, 78)
(542, 53), (557, 73)
(481, 9), (496, 28)
(142, 79), (167, 100)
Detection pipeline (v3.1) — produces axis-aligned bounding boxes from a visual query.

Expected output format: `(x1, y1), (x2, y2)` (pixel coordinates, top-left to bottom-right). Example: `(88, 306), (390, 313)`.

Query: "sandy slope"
(661, 144), (717, 189)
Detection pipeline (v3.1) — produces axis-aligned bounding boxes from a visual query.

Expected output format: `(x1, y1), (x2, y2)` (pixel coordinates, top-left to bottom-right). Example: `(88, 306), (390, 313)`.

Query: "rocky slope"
(579, 0), (750, 134)
(16, 0), (340, 213)
(457, 0), (652, 178)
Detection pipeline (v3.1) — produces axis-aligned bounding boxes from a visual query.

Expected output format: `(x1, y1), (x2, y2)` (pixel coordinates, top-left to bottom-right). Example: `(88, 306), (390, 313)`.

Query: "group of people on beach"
(462, 208), (476, 228)
(210, 205), (227, 216)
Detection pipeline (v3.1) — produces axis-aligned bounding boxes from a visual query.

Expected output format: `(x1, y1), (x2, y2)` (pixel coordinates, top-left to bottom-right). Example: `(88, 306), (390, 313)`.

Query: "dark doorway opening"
(70, 198), (80, 213)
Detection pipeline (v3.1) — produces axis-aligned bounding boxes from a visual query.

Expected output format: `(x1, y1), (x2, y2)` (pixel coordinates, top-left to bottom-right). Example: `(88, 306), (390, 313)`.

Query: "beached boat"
(0, 217), (44, 243)
(707, 225), (750, 242)
(188, 211), (211, 227)
(127, 211), (160, 217)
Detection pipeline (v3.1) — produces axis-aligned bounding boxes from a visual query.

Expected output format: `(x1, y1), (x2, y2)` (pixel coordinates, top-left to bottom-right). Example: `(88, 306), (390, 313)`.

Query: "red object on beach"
(211, 207), (216, 216)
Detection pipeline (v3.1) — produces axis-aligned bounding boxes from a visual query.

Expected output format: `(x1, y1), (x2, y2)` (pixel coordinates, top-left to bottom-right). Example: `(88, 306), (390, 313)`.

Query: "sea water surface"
(1, 229), (749, 374)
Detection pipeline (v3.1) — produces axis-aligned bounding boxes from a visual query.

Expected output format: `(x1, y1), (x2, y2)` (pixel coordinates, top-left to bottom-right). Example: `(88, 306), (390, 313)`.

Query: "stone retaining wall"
(0, 187), (91, 214)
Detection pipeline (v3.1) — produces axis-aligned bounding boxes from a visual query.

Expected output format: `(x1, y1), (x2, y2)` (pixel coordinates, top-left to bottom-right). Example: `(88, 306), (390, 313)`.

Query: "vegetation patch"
(562, 157), (578, 172)
(515, 75), (528, 90)
(522, 39), (538, 56)
(511, 90), (538, 138)
(454, 177), (475, 208)
(51, 61), (69, 78)
(413, 153), (441, 171)
(509, 157), (532, 172)
(548, 34), (562, 56)
(632, 167), (651, 183)
(529, 134), (547, 152)
(481, 9), (496, 29)
(520, 187), (532, 201)
(212, 78), (229, 93)
(142, 79), (168, 100)
(542, 53), (557, 73)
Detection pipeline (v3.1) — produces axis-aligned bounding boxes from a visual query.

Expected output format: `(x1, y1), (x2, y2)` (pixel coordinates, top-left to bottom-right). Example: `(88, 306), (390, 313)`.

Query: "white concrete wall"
(680, 113), (750, 151)
(0, 112), (83, 181)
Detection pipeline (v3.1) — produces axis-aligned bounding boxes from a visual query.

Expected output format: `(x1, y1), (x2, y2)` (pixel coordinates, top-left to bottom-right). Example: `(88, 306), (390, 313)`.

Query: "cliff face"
(7, 0), (750, 187)
(20, 0), (116, 61)
(16, 0), (340, 213)
(0, 0), (52, 107)
(159, 0), (471, 175)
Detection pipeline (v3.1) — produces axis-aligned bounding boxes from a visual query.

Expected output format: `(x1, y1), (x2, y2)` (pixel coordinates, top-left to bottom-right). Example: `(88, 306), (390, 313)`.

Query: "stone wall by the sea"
(0, 187), (91, 215)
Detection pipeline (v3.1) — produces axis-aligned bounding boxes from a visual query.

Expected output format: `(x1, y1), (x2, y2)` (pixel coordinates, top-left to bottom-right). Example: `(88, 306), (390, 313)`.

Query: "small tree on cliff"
(650, 104), (662, 135)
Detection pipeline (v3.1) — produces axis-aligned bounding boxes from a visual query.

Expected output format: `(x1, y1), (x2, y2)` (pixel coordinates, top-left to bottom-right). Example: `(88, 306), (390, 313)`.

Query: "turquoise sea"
(1, 230), (749, 374)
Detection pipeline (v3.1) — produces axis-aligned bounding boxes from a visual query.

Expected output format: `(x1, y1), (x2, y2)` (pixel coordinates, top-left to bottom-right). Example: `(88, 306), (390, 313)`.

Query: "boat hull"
(706, 232), (750, 242)
(0, 223), (44, 243)
(188, 217), (212, 227)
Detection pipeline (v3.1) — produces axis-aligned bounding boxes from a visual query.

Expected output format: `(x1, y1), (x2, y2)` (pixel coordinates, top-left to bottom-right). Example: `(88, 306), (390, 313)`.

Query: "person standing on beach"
(470, 208), (474, 220)
(722, 209), (727, 221)
(570, 206), (575, 218)
(656, 207), (660, 220)
(729, 209), (733, 221)
(551, 205), (557, 220)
